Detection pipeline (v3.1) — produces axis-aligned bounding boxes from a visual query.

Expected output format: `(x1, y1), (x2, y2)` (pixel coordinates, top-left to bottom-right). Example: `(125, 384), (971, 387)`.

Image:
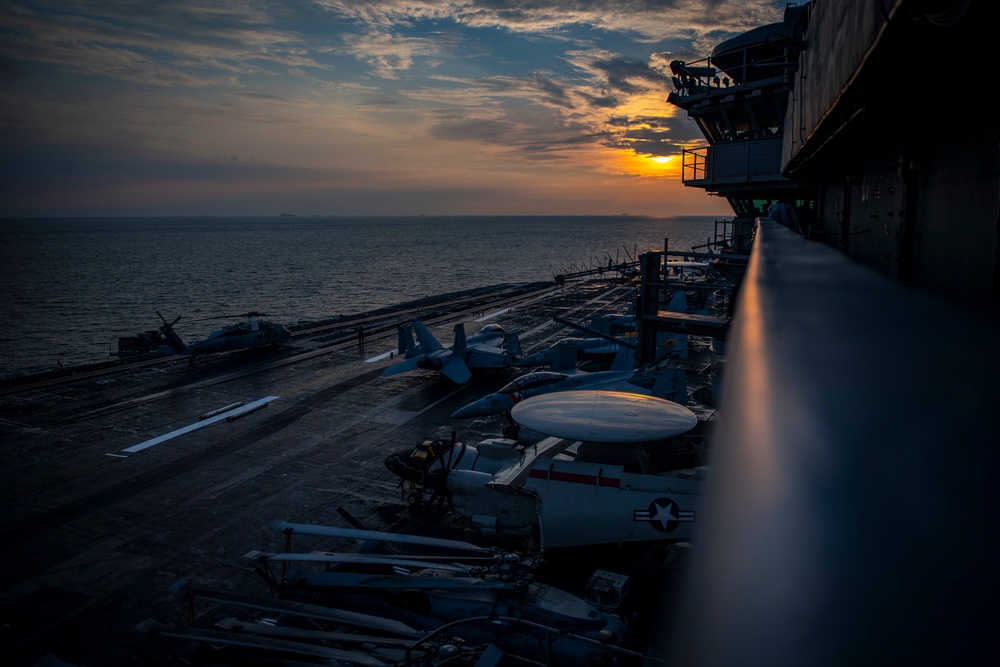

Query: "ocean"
(0, 215), (721, 376)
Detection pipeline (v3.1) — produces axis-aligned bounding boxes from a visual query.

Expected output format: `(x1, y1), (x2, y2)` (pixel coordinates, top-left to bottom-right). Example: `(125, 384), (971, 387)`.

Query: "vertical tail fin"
(411, 321), (443, 352)
(397, 324), (418, 357)
(610, 335), (637, 371)
(452, 323), (467, 353)
(504, 332), (522, 358)
(651, 367), (688, 405)
(548, 340), (579, 371)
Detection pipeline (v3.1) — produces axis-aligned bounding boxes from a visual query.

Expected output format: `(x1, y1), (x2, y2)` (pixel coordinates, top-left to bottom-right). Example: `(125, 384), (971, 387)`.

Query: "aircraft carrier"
(8, 2), (1000, 665)
(0, 277), (717, 667)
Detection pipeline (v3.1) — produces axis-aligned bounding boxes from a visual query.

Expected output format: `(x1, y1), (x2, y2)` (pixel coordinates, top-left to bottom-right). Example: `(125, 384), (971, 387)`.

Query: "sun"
(608, 151), (680, 178)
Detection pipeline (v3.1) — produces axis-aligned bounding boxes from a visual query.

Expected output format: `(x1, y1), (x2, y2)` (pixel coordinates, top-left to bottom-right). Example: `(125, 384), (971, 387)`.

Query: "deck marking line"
(477, 307), (513, 322)
(474, 289), (561, 321)
(199, 401), (246, 420)
(225, 402), (270, 421)
(105, 453), (128, 458)
(123, 396), (279, 453)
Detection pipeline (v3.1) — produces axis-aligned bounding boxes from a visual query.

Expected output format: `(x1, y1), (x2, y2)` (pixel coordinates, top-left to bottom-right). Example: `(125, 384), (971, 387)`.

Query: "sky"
(1, 0), (791, 217)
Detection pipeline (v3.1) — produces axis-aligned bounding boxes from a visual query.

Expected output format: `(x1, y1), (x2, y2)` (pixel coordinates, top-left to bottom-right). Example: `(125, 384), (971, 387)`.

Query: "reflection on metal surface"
(670, 220), (1000, 666)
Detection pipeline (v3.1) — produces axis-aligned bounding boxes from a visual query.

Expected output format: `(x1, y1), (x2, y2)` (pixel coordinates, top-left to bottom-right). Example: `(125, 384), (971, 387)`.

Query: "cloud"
(337, 29), (452, 79)
(315, 1), (784, 41)
(1, 0), (789, 216)
(591, 56), (671, 93)
(0, 0), (330, 88)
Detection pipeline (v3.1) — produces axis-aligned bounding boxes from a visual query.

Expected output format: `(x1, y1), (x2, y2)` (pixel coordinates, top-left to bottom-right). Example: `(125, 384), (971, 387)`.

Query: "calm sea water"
(0, 215), (721, 375)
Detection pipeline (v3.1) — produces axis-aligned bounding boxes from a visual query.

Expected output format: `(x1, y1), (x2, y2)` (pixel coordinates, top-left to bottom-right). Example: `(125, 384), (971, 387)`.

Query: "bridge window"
(750, 99), (784, 137)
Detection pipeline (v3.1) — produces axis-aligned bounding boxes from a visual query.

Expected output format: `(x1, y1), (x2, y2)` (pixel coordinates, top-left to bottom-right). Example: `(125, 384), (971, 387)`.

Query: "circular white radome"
(510, 390), (697, 442)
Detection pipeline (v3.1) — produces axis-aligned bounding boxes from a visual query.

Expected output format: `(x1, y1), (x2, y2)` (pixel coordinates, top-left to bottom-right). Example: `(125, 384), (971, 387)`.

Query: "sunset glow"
(0, 1), (788, 217)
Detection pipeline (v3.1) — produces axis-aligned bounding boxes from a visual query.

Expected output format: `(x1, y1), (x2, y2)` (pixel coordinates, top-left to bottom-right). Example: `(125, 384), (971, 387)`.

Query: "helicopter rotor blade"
(157, 311), (182, 328)
(271, 521), (490, 554)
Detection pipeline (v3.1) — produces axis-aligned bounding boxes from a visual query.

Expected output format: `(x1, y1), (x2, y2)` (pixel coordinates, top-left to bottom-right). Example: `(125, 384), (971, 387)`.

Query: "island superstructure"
(669, 0), (997, 318)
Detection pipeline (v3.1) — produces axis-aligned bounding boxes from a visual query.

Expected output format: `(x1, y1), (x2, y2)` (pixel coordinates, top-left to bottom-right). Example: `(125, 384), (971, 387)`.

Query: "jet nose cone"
(450, 402), (481, 419)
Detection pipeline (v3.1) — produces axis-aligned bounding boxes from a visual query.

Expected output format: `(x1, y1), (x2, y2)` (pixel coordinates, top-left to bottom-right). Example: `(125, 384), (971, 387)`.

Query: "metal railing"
(682, 136), (785, 185)
(663, 219), (1000, 665)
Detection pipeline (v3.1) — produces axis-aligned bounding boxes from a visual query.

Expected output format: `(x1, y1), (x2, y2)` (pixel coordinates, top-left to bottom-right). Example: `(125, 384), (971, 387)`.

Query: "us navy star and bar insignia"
(634, 497), (695, 532)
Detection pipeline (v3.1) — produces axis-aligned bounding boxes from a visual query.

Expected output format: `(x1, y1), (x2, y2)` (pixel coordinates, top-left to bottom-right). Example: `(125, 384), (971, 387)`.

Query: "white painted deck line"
(475, 289), (562, 322)
(123, 396), (279, 453)
(366, 349), (397, 362)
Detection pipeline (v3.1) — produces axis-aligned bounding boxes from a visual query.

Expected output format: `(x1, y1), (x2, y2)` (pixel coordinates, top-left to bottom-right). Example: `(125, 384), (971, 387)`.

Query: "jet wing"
(440, 355), (472, 383)
(382, 355), (423, 377)
(485, 437), (579, 490)
(464, 344), (514, 370)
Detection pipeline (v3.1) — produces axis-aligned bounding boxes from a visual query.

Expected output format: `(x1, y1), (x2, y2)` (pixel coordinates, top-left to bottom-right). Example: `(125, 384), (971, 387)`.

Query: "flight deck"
(0, 278), (717, 667)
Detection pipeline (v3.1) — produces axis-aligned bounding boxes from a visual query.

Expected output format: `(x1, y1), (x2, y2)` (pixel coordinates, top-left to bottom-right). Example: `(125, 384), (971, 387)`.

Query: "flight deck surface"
(0, 280), (713, 666)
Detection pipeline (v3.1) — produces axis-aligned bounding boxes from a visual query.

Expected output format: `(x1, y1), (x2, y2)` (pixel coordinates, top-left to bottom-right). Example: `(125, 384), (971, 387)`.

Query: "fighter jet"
(381, 320), (521, 384)
(512, 334), (636, 371)
(450, 355), (688, 420)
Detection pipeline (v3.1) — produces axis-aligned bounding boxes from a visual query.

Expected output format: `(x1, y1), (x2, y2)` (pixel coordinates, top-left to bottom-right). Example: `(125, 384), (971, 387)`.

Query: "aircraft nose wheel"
(406, 491), (423, 506)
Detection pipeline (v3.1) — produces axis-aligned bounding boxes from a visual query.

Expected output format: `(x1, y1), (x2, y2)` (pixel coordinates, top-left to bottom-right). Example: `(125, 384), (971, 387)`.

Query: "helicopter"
(246, 522), (632, 665)
(155, 310), (292, 363)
